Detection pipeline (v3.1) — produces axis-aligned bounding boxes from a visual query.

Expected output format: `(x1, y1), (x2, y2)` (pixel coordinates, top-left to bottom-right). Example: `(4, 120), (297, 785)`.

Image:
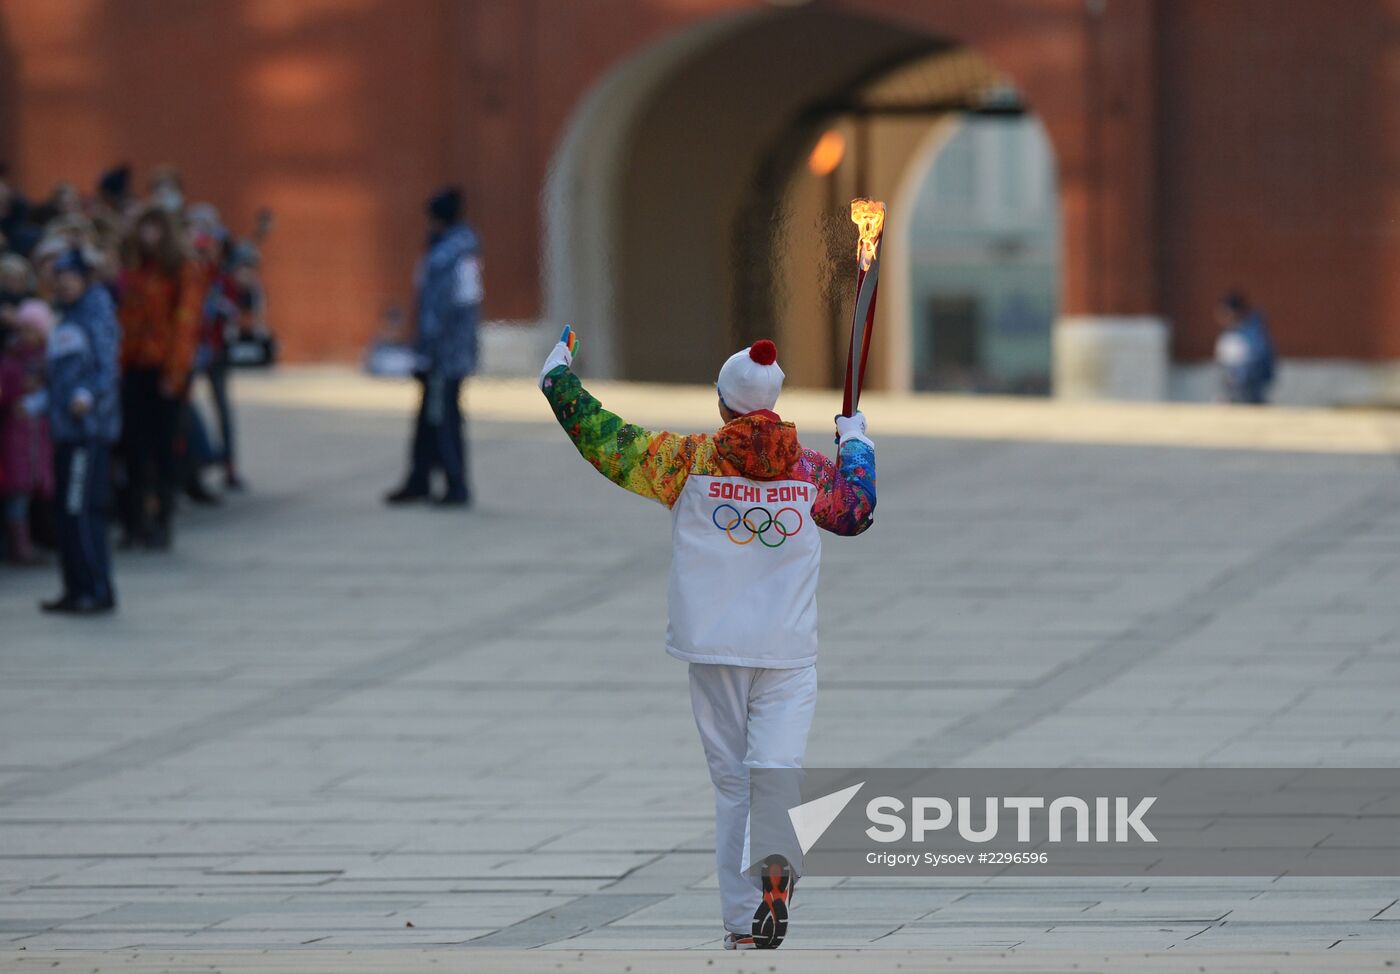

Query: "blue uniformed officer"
(41, 248), (121, 615)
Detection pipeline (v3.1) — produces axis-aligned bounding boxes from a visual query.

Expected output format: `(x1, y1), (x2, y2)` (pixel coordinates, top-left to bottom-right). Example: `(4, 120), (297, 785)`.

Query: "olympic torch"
(842, 198), (886, 418)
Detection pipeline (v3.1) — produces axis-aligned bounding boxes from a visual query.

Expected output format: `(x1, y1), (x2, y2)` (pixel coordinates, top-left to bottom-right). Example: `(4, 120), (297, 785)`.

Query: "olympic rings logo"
(711, 504), (804, 548)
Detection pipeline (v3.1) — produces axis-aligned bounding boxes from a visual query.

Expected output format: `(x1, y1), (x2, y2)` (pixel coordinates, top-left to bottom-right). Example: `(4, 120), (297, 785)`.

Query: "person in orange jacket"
(116, 205), (202, 549)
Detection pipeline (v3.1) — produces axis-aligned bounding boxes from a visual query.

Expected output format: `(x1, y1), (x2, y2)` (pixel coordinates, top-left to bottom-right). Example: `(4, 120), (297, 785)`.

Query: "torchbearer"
(540, 325), (876, 949)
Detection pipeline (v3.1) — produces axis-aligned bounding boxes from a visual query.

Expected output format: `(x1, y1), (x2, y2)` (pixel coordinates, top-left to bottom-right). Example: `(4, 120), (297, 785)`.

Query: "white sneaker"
(723, 932), (757, 950)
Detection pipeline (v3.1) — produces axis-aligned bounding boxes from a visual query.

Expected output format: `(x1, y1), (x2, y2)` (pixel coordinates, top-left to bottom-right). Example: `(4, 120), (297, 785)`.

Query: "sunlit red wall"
(1155, 0), (1400, 360)
(0, 0), (745, 361)
(0, 0), (439, 359)
(0, 0), (1396, 363)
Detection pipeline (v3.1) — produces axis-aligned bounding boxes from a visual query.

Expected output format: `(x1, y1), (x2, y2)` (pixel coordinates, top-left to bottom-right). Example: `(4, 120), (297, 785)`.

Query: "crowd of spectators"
(0, 161), (269, 612)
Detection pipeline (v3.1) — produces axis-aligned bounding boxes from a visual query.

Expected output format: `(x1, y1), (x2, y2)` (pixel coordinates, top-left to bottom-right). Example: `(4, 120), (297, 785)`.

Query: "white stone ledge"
(1053, 315), (1169, 402)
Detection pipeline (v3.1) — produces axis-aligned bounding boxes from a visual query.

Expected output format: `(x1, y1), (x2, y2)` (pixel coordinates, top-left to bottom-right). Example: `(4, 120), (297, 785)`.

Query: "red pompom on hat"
(749, 339), (778, 365)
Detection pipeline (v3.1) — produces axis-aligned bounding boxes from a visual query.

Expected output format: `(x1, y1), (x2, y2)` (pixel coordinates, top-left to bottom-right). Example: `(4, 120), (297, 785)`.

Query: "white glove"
(835, 411), (873, 447)
(538, 325), (578, 389)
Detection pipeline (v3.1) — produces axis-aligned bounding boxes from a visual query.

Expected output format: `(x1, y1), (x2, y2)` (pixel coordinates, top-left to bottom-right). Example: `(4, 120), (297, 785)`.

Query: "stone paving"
(2, 372), (1399, 971)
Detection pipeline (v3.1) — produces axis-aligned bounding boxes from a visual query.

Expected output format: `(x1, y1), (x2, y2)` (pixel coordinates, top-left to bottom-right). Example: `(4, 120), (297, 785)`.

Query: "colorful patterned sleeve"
(541, 365), (700, 508)
(803, 439), (876, 536)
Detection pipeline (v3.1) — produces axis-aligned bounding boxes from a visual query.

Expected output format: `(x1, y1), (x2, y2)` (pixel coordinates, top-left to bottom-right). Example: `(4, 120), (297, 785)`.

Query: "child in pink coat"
(0, 299), (56, 563)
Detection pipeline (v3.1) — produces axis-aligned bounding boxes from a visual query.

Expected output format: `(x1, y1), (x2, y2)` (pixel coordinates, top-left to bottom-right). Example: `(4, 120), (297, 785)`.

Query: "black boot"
(40, 594), (76, 614)
(73, 595), (116, 615)
(384, 484), (430, 505)
(42, 594), (115, 616)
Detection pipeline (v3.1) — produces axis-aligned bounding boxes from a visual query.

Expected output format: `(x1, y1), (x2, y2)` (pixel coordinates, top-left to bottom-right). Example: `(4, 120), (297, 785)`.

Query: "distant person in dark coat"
(384, 186), (482, 508)
(0, 170), (42, 258)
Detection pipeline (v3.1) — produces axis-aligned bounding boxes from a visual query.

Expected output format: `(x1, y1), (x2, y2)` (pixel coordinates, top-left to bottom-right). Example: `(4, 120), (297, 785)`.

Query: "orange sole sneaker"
(751, 855), (794, 949)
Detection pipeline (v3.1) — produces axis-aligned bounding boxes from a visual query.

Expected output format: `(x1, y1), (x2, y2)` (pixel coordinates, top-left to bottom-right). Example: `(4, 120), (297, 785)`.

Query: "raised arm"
(805, 413), (876, 536)
(539, 329), (700, 508)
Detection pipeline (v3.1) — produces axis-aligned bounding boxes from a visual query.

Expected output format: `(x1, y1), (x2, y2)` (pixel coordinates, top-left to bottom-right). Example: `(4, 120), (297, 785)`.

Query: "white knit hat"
(716, 339), (784, 415)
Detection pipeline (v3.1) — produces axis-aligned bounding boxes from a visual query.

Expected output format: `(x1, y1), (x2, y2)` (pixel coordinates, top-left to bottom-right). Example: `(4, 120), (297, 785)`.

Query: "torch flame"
(850, 198), (886, 271)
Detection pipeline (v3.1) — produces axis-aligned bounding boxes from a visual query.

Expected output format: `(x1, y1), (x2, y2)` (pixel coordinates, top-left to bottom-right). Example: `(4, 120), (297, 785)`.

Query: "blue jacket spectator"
(41, 248), (120, 616)
(385, 187), (479, 508)
(48, 253), (121, 443)
(413, 220), (481, 380)
(1214, 292), (1276, 405)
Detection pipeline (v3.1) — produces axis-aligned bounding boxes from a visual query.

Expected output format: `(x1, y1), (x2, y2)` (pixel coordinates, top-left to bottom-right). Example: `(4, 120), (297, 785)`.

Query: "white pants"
(688, 662), (817, 934)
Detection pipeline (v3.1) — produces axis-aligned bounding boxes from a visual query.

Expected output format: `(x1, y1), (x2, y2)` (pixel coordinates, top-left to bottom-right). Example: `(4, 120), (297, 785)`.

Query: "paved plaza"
(2, 371), (1400, 972)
